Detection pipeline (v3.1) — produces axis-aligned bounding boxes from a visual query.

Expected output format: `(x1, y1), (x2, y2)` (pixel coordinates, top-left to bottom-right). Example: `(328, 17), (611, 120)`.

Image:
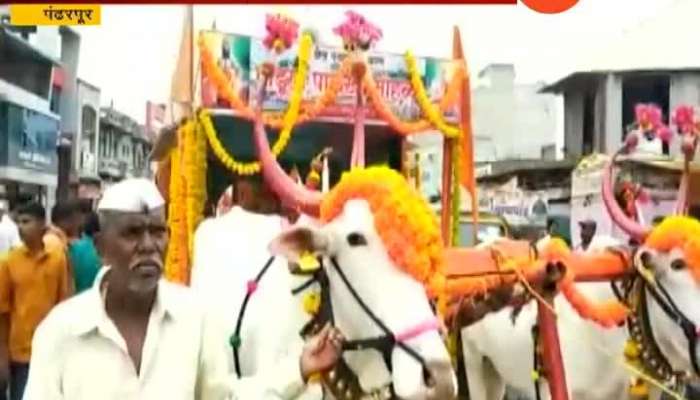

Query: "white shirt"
(632, 132), (664, 156)
(23, 269), (307, 400)
(0, 214), (20, 254)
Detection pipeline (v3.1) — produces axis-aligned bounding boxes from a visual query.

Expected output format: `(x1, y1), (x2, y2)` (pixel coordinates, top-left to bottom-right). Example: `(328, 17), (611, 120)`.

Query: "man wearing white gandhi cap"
(23, 178), (342, 400)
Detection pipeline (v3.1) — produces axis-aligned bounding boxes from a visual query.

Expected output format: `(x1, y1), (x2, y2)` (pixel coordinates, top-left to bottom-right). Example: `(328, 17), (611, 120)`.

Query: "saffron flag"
(454, 26), (478, 238)
(170, 4), (194, 121)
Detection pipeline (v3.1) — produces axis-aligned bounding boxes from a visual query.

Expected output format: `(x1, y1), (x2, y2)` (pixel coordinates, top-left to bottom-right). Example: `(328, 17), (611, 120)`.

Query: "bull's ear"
(268, 226), (329, 264)
(634, 247), (660, 279)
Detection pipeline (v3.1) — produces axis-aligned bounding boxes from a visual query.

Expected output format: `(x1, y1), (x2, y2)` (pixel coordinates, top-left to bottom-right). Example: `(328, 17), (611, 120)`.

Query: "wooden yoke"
(443, 239), (633, 400)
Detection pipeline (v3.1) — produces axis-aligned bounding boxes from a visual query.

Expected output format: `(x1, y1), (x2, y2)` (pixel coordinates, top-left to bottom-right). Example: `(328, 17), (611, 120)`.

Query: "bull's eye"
(347, 232), (367, 247)
(670, 259), (687, 271)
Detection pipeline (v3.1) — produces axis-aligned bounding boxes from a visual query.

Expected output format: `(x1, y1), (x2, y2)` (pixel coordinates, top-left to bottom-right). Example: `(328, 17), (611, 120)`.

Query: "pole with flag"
(454, 26), (478, 246)
(152, 4), (194, 200)
(170, 4), (195, 122)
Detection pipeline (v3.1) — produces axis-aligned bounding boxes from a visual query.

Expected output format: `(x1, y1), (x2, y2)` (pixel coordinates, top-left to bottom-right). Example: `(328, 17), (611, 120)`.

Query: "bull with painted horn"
(252, 48), (457, 396)
(601, 104), (700, 395)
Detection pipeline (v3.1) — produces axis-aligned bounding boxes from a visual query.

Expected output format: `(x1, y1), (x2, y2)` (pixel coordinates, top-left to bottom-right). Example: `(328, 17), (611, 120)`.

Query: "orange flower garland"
(644, 216), (700, 283)
(164, 123), (190, 284)
(198, 33), (347, 128)
(538, 238), (629, 328)
(362, 60), (465, 136)
(199, 36), (254, 119)
(199, 31), (465, 137)
(319, 166), (446, 299)
(405, 51), (461, 138)
(443, 238), (630, 328)
(184, 119), (208, 257)
(200, 33), (314, 175)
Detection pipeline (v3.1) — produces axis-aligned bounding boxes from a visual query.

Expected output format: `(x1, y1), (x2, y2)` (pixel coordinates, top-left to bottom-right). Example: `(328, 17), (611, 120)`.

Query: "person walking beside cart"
(22, 178), (343, 400)
(0, 202), (72, 400)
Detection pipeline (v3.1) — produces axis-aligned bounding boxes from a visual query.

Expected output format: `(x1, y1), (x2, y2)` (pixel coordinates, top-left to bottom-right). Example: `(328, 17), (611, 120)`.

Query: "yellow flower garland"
(184, 118), (208, 257)
(199, 33), (346, 129)
(164, 123), (190, 283)
(200, 33), (313, 175)
(404, 51), (461, 139)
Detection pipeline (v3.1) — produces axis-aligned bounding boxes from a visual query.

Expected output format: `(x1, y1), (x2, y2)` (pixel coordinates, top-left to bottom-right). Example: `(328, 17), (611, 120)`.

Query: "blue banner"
(0, 101), (59, 174)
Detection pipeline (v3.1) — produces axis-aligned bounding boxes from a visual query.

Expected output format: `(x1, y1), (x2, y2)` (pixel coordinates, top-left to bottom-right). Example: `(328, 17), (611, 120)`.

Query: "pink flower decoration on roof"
(333, 10), (383, 52)
(635, 103), (662, 131)
(263, 14), (299, 54)
(672, 105), (697, 135)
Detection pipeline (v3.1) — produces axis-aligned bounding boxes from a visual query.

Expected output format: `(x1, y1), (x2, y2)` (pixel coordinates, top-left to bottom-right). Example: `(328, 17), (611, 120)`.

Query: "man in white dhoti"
(23, 178), (342, 400)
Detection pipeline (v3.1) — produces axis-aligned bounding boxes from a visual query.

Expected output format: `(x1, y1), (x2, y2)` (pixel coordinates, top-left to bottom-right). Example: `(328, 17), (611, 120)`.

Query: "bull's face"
(635, 246), (700, 374)
(270, 199), (456, 399)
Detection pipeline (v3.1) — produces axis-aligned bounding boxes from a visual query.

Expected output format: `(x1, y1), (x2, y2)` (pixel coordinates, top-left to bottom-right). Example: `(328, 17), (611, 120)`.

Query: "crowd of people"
(0, 198), (102, 400)
(0, 179), (343, 400)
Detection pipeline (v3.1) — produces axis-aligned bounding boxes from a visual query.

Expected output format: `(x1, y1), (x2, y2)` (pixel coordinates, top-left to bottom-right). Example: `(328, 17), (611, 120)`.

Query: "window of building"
(81, 105), (97, 157)
(50, 86), (61, 113)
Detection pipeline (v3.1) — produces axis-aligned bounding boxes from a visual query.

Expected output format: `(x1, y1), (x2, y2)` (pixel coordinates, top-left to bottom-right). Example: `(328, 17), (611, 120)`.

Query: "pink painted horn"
(252, 83), (323, 217)
(601, 152), (650, 241)
(674, 171), (688, 215)
(674, 134), (696, 215)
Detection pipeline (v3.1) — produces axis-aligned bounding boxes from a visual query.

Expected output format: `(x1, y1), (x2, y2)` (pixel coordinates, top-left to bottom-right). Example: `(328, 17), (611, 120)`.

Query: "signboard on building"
(199, 31), (458, 123)
(479, 177), (549, 225)
(0, 102), (59, 174)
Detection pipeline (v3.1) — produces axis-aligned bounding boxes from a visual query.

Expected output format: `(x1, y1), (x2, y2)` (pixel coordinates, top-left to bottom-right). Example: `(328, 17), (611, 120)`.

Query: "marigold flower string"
(404, 51), (461, 138)
(164, 123), (191, 284)
(200, 33), (313, 175)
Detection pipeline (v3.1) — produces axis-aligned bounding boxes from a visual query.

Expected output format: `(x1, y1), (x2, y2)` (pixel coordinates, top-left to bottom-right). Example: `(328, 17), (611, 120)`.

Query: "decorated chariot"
(151, 10), (700, 400)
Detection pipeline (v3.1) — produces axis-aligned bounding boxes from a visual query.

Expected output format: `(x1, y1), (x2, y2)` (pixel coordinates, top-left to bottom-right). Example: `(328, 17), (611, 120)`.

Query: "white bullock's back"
(462, 234), (630, 400)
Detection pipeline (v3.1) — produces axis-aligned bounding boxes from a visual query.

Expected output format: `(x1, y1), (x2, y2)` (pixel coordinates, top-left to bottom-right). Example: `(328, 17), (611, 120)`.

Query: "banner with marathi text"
(199, 30), (458, 123)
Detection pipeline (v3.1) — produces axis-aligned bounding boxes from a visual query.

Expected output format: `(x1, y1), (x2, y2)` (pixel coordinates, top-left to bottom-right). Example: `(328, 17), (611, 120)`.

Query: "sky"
(75, 0), (681, 123)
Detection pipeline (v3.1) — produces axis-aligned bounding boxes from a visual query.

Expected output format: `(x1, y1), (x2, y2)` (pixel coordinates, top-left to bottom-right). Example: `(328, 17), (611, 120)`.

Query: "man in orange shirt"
(0, 202), (71, 400)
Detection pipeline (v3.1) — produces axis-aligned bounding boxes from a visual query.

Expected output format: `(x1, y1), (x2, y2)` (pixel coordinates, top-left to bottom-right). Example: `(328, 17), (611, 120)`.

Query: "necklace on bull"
(618, 276), (690, 398)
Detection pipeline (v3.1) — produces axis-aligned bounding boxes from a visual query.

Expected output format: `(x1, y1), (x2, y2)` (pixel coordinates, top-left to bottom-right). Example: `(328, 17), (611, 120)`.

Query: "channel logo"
(521, 0), (580, 14)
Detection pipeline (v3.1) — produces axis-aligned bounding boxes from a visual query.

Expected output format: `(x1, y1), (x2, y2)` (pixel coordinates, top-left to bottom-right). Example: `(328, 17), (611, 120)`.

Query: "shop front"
(0, 100), (59, 211)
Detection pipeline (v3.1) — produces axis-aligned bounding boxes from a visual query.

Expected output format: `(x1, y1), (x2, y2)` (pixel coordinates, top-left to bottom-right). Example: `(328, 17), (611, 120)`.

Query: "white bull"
(462, 143), (700, 399)
(190, 99), (458, 398)
(461, 235), (631, 400)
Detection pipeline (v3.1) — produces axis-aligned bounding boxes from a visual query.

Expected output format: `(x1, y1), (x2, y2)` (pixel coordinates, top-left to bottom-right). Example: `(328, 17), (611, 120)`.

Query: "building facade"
(542, 0), (700, 160)
(75, 79), (101, 200)
(0, 12), (66, 211)
(544, 71), (700, 159)
(473, 64), (562, 160)
(98, 107), (152, 185)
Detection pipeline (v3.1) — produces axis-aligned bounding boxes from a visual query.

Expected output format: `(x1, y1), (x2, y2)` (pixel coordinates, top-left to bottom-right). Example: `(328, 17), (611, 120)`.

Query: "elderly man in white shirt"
(23, 178), (342, 400)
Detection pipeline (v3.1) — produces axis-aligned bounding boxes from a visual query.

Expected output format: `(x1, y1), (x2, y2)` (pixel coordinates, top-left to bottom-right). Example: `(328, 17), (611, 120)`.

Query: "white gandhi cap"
(97, 178), (164, 213)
